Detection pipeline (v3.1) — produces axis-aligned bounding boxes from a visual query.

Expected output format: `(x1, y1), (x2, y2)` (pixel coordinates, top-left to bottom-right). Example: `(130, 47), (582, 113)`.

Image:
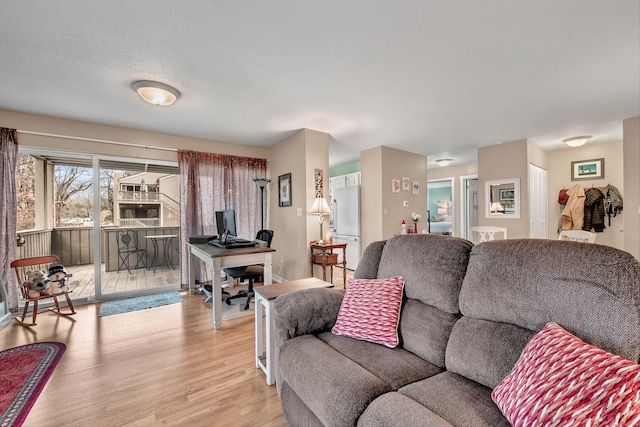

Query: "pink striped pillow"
(492, 322), (640, 427)
(331, 276), (404, 348)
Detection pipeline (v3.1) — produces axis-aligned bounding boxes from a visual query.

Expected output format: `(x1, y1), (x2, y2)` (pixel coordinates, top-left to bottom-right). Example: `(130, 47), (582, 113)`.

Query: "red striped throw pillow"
(492, 322), (640, 427)
(331, 276), (404, 348)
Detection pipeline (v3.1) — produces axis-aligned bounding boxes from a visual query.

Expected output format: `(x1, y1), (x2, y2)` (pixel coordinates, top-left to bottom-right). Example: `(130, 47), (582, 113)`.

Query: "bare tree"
(16, 154), (35, 230)
(55, 166), (92, 226)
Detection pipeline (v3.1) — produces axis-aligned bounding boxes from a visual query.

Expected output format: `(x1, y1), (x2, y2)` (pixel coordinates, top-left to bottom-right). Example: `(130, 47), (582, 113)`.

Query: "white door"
(529, 164), (548, 238)
(461, 176), (478, 240)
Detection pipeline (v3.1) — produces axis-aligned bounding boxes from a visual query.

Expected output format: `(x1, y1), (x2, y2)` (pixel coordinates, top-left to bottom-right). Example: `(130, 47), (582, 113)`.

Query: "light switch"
(403, 201), (409, 207)
(297, 208), (302, 216)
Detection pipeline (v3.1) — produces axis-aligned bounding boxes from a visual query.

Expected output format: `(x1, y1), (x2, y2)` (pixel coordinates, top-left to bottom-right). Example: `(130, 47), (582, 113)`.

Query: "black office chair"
(116, 229), (147, 273)
(224, 229), (274, 310)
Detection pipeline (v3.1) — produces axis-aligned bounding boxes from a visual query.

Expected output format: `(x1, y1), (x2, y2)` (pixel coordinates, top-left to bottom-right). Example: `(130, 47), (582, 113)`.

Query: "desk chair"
(558, 229), (596, 243)
(11, 255), (76, 326)
(224, 229), (274, 310)
(469, 226), (508, 244)
(117, 229), (147, 273)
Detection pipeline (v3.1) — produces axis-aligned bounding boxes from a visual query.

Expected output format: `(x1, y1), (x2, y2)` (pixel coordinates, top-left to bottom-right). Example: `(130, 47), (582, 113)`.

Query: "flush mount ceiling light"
(436, 158), (453, 167)
(132, 80), (181, 106)
(563, 135), (591, 148)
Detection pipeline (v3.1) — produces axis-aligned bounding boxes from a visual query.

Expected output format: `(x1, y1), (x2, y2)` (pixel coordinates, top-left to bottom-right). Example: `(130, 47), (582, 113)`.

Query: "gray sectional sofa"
(274, 234), (640, 426)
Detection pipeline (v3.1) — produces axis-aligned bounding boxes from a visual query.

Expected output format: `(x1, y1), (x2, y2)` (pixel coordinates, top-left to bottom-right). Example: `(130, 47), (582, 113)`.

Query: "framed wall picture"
(402, 177), (410, 191)
(571, 158), (604, 181)
(499, 189), (515, 201)
(392, 178), (401, 193)
(314, 168), (323, 198)
(412, 181), (420, 195)
(279, 173), (292, 207)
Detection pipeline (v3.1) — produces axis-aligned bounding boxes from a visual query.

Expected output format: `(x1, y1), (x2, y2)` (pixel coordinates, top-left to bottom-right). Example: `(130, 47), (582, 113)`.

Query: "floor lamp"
(253, 178), (271, 230)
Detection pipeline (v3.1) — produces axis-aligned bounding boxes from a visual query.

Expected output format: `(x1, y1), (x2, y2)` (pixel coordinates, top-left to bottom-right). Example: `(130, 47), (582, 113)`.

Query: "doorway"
(461, 176), (478, 241)
(15, 147), (181, 302)
(427, 178), (454, 236)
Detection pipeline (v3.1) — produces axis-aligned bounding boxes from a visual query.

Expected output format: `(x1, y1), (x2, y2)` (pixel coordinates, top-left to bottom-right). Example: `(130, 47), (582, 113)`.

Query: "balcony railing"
(17, 226), (179, 268)
(119, 191), (160, 202)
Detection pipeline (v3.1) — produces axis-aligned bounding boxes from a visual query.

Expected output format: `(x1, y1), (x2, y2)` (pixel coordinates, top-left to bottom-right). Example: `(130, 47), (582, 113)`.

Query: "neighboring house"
(114, 172), (180, 228)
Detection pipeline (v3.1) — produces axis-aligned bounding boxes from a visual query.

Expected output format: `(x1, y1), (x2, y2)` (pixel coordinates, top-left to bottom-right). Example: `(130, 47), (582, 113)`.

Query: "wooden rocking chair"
(10, 255), (76, 326)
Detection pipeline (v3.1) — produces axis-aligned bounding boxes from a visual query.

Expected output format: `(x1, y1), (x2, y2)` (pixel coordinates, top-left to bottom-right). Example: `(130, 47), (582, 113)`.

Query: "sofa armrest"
(275, 287), (345, 343)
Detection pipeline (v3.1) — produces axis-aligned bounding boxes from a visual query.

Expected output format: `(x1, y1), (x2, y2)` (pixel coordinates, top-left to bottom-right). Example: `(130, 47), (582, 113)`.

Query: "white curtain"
(178, 150), (266, 288)
(0, 128), (19, 311)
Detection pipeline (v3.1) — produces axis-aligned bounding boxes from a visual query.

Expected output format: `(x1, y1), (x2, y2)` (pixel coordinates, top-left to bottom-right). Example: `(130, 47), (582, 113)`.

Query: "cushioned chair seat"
(278, 335), (394, 427)
(398, 372), (511, 427)
(358, 392), (454, 427)
(317, 332), (442, 390)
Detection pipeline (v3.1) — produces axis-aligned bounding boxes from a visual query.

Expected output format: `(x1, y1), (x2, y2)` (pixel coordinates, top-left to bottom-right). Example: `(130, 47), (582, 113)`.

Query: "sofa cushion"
(398, 371), (511, 427)
(278, 334), (391, 427)
(460, 239), (640, 361)
(399, 299), (459, 368)
(357, 392), (454, 427)
(446, 317), (536, 389)
(318, 332), (443, 390)
(492, 322), (640, 427)
(353, 239), (387, 279)
(332, 276), (404, 348)
(376, 234), (472, 314)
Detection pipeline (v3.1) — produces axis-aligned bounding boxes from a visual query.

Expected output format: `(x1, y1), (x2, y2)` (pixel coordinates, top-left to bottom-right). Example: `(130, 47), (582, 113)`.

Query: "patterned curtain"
(178, 150), (267, 288)
(0, 128), (19, 311)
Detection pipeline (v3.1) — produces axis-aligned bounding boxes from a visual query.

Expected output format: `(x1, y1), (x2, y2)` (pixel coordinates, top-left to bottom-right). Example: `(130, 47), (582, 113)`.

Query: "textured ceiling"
(1, 1), (638, 167)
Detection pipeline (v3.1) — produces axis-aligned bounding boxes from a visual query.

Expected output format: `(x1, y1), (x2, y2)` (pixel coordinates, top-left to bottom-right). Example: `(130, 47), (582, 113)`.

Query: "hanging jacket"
(561, 185), (585, 230)
(603, 184), (623, 226)
(583, 187), (606, 233)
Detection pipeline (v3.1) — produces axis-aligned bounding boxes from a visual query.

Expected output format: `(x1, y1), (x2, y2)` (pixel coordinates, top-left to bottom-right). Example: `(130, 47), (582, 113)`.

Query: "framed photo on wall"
(571, 158), (604, 181)
(314, 168), (323, 198)
(402, 177), (411, 191)
(500, 189), (515, 201)
(392, 178), (401, 193)
(279, 173), (292, 207)
(412, 181), (420, 195)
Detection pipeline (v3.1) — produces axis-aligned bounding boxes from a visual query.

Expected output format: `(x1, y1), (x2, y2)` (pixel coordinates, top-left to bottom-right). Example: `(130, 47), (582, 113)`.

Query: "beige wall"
(478, 140), (530, 238)
(623, 117), (640, 259)
(361, 146), (427, 250)
(427, 161), (478, 237)
(267, 129), (329, 281)
(546, 140), (625, 250)
(0, 109), (269, 162)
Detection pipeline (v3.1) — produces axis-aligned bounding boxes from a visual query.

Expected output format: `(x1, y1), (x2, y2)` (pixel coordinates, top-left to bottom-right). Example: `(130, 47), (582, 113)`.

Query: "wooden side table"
(309, 242), (347, 287)
(253, 278), (334, 385)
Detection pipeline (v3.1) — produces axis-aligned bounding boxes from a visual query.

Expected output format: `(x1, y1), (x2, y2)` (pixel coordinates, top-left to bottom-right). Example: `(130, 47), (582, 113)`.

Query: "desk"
(187, 242), (276, 329)
(253, 278), (334, 385)
(145, 234), (177, 272)
(310, 242), (347, 287)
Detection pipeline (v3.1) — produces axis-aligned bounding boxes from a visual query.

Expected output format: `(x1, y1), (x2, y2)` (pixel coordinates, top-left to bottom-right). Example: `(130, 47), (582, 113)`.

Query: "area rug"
(0, 342), (66, 427)
(98, 292), (183, 317)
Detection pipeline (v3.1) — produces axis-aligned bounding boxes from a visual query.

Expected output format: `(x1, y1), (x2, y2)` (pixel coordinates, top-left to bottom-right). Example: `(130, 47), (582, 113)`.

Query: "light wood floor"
(0, 268), (354, 427)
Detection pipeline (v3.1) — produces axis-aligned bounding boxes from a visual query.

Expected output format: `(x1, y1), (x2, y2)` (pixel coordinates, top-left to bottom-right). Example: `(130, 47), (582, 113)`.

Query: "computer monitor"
(215, 209), (237, 237)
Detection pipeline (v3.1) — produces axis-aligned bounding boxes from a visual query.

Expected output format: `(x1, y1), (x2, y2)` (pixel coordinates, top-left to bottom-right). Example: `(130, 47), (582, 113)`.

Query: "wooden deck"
(66, 263), (352, 300)
(66, 263), (181, 300)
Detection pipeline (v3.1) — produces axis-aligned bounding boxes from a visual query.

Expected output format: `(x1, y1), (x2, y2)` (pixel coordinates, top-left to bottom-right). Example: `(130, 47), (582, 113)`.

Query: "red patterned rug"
(0, 342), (66, 427)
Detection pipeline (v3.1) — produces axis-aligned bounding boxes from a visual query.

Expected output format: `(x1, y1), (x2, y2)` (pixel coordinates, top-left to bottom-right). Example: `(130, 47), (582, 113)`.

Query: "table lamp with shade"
(308, 197), (332, 244)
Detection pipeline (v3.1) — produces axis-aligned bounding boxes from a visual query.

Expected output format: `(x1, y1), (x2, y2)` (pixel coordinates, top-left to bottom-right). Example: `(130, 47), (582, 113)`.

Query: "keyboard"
(208, 238), (257, 249)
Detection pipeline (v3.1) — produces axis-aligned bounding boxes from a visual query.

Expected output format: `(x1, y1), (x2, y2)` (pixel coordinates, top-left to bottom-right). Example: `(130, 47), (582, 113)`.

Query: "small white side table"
(253, 278), (334, 385)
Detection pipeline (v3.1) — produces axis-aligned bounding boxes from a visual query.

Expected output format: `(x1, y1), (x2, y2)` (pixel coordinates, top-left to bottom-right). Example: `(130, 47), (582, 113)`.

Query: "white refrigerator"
(331, 185), (361, 270)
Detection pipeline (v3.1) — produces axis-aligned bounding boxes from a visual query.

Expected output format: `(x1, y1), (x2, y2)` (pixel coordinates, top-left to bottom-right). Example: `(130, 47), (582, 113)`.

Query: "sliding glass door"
(16, 147), (181, 302)
(97, 157), (181, 299)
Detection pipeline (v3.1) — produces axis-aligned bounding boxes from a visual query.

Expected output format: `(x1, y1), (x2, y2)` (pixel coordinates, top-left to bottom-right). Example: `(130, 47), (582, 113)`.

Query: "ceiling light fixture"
(132, 80), (181, 106)
(436, 158), (453, 167)
(563, 135), (591, 148)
